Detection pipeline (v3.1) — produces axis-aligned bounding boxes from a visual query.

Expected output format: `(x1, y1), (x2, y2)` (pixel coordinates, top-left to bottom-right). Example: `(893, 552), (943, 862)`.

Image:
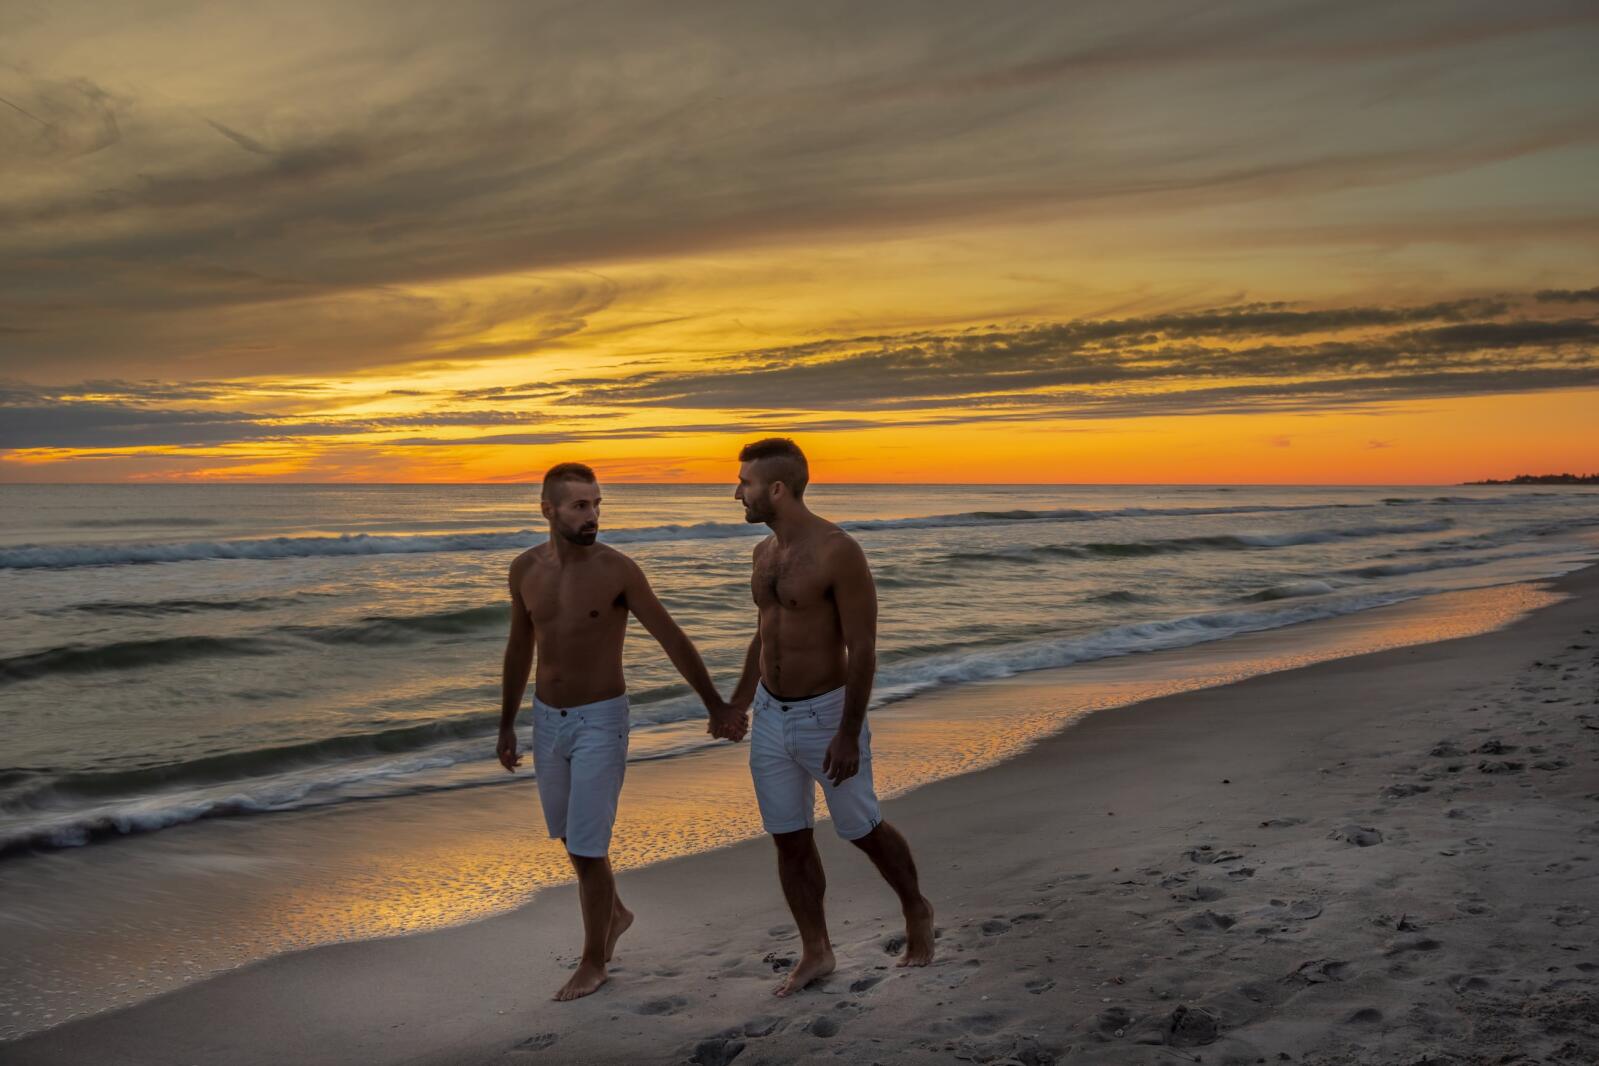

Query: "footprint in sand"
(1447, 973), (1491, 993)
(848, 975), (883, 993)
(1346, 1007), (1383, 1025)
(1259, 816), (1307, 829)
(1329, 824), (1384, 846)
(1026, 977), (1055, 994)
(807, 1015), (841, 1038)
(1477, 759), (1525, 774)
(1384, 936), (1443, 956)
(1164, 1004), (1222, 1047)
(1095, 1005), (1135, 1038)
(1172, 884), (1226, 902)
(981, 919), (1013, 936)
(1382, 782), (1432, 799)
(514, 1032), (557, 1051)
(1179, 910), (1238, 932)
(1184, 845), (1243, 864)
(635, 996), (688, 1016)
(1283, 958), (1350, 986)
(688, 1037), (745, 1066)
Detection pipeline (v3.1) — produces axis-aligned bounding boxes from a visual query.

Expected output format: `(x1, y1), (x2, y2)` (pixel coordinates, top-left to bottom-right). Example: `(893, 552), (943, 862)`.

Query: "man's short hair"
(738, 437), (809, 498)
(541, 461), (597, 501)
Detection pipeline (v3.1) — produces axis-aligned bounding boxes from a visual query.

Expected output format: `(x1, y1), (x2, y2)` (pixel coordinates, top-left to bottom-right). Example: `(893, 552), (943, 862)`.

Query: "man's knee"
(567, 850), (612, 876)
(772, 827), (816, 859)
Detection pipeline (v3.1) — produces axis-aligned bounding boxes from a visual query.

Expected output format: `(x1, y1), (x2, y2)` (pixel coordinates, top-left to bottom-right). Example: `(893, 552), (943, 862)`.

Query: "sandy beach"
(7, 566), (1598, 1065)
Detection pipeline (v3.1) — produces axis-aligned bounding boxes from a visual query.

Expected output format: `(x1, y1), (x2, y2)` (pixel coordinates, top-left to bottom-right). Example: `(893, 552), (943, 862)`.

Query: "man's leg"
(771, 828), (836, 996)
(565, 849), (634, 963)
(849, 821), (935, 966)
(555, 849), (628, 1001)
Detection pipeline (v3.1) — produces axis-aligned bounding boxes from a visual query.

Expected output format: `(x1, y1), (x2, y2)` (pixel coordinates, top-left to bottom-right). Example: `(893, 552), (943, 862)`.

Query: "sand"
(7, 567), (1598, 1065)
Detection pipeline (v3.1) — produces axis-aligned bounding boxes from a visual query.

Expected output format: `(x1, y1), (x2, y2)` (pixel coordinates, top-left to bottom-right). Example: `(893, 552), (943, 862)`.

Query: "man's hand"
(707, 699), (749, 742)
(496, 726), (523, 772)
(823, 730), (860, 786)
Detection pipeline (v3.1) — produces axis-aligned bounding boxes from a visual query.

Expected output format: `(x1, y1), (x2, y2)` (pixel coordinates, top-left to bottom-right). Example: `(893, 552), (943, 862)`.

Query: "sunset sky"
(2, 1), (1597, 483)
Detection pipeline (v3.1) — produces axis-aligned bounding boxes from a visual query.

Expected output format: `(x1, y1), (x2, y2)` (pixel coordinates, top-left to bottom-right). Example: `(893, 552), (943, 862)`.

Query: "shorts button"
(781, 705), (789, 712)
(560, 709), (567, 717)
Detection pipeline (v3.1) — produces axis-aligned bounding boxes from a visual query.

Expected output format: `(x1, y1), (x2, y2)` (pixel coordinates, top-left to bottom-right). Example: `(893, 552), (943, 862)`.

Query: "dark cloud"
(0, 396), (552, 449)
(5, 289), (1595, 450)
(1534, 286), (1599, 303)
(551, 295), (1599, 415)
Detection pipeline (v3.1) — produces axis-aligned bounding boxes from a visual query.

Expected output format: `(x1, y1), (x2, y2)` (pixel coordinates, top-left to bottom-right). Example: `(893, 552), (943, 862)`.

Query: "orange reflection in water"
(269, 581), (1563, 941)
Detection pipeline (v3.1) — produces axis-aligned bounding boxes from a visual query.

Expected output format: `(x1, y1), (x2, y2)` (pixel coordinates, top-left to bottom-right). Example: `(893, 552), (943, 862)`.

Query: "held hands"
(496, 726), (524, 772)
(823, 730), (860, 785)
(707, 698), (750, 742)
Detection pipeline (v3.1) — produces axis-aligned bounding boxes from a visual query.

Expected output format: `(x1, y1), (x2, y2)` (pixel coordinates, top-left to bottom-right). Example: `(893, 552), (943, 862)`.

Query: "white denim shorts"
(531, 693), (630, 857)
(749, 682), (882, 840)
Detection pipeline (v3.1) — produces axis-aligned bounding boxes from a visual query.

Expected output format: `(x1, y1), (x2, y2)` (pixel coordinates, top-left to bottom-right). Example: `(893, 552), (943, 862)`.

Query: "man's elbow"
(845, 639), (877, 665)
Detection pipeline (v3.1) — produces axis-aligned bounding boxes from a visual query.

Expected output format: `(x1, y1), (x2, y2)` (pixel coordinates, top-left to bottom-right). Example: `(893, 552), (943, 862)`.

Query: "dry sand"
(7, 568), (1598, 1065)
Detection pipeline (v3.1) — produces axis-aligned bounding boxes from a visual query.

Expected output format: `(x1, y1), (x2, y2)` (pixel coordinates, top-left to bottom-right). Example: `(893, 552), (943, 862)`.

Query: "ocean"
(4, 481), (1599, 1036)
(3, 483), (1597, 859)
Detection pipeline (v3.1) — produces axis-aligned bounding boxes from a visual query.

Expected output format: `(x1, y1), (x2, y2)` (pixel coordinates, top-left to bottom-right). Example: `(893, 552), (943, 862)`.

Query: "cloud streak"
(2, 1), (1596, 381)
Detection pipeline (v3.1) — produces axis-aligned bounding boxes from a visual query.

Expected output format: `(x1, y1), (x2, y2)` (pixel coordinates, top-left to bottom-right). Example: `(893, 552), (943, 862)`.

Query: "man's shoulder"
(593, 543), (641, 576)
(509, 543), (547, 573)
(816, 522), (863, 557)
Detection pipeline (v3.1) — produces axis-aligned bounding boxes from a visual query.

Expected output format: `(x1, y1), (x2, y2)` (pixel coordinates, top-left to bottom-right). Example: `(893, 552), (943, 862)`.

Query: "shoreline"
(0, 576), (1575, 1040)
(5, 565), (1597, 1062)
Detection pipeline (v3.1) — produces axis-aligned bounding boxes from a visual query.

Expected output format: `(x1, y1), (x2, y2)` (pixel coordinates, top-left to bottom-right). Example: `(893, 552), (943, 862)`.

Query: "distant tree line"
(1465, 473), (1599, 485)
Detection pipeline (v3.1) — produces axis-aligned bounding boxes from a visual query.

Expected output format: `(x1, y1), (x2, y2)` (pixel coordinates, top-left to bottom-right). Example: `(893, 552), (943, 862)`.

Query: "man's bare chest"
(753, 551), (831, 610)
(523, 570), (627, 626)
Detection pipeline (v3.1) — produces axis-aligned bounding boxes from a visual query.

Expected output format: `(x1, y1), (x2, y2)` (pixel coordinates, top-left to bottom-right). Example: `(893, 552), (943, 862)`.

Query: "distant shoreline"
(1464, 473), (1599, 485)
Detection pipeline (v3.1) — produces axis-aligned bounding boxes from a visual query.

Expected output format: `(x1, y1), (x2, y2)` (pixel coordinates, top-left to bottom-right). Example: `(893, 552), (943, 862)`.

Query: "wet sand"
(6, 567), (1598, 1064)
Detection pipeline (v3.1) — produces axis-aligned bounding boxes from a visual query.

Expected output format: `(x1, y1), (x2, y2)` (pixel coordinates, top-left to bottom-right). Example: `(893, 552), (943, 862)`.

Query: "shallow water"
(2, 483), (1596, 857)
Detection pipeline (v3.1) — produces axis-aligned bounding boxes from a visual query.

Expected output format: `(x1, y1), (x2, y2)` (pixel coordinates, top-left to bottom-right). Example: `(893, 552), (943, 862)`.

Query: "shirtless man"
(729, 438), (935, 996)
(498, 462), (747, 1001)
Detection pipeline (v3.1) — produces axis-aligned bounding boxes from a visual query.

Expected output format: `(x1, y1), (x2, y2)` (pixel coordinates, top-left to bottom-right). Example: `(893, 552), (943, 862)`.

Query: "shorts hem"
(834, 817), (881, 842)
(762, 819), (816, 836)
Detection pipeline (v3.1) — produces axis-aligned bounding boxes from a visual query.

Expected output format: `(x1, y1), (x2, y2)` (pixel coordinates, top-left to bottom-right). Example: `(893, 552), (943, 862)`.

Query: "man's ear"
(539, 497), (553, 521)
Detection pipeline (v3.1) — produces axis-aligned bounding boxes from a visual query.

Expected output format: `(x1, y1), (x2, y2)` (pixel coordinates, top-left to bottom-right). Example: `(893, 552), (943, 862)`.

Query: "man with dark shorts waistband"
(729, 438), (935, 996)
(498, 462), (747, 1001)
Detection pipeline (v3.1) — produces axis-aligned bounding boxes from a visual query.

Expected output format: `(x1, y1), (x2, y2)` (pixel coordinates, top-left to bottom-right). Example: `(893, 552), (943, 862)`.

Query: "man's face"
(734, 461), (776, 524)
(542, 480), (601, 545)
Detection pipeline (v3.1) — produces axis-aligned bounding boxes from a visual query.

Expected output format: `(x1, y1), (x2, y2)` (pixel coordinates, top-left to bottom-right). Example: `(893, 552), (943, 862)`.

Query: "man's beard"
(742, 493), (775, 524)
(558, 525), (598, 545)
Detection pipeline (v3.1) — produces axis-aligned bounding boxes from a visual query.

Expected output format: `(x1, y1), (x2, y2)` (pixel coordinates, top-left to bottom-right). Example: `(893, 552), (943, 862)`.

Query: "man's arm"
(823, 534), (877, 785)
(729, 538), (767, 711)
(622, 556), (746, 740)
(730, 632), (762, 711)
(497, 562), (534, 772)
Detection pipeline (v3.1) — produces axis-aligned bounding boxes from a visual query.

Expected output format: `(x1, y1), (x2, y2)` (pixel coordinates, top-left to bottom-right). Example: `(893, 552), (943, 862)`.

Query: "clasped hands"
(706, 694), (750, 742)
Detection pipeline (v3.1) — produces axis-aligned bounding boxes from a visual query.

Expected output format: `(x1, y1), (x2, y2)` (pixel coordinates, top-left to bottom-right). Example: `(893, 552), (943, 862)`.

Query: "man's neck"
(766, 504), (814, 545)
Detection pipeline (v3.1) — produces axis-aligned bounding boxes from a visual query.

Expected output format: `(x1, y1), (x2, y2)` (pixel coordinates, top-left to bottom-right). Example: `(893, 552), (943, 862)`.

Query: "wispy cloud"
(2, 1), (1596, 382)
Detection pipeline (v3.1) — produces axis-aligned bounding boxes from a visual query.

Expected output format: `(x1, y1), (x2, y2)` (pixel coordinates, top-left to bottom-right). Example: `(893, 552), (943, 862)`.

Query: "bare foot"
(773, 949), (835, 997)
(897, 897), (935, 967)
(605, 904), (634, 963)
(554, 960), (608, 1002)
